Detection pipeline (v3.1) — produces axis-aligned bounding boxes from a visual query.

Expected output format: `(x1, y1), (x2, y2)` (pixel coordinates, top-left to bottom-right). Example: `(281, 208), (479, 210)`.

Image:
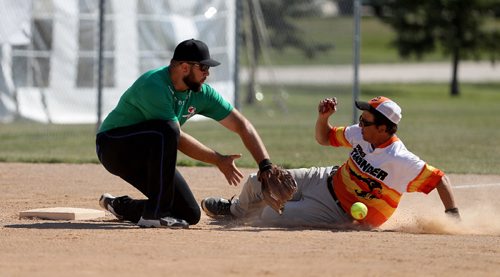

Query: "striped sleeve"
(329, 127), (352, 147)
(406, 164), (444, 194)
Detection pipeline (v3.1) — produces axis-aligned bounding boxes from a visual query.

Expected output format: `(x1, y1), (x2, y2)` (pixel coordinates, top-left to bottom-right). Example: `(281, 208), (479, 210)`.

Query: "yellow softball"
(350, 202), (368, 220)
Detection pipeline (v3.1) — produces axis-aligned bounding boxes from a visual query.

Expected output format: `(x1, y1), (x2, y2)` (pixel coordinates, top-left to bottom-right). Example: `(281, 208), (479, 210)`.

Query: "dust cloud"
(385, 203), (500, 235)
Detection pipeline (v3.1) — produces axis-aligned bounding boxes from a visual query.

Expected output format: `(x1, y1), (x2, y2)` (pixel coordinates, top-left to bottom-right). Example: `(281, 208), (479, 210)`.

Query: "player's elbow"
(436, 175), (451, 191)
(234, 117), (254, 136)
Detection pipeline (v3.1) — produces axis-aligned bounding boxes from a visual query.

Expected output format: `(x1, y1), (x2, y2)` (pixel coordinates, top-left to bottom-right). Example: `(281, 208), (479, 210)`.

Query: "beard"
(183, 71), (202, 92)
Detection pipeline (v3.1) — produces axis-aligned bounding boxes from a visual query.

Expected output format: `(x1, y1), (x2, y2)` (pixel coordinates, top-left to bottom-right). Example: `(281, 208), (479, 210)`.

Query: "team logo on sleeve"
(182, 106), (197, 119)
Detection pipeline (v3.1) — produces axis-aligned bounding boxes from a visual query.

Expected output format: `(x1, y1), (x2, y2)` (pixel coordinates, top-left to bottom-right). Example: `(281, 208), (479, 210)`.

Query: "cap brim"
(355, 101), (371, 111)
(200, 59), (221, 67)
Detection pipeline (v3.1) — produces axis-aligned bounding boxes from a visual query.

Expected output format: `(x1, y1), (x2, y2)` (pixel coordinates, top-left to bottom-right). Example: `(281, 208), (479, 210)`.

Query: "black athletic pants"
(95, 120), (201, 225)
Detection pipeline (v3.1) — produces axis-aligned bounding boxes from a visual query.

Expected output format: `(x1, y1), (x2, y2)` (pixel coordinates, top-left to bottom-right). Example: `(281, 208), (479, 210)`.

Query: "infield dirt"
(1, 163), (499, 276)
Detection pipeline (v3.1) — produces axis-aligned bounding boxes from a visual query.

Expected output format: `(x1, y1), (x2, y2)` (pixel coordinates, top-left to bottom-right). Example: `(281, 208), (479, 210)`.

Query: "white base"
(19, 207), (105, 220)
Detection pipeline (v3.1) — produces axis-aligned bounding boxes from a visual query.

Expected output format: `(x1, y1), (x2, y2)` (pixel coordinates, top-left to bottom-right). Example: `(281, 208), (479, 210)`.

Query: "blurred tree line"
(369, 0), (500, 96)
(242, 0), (500, 101)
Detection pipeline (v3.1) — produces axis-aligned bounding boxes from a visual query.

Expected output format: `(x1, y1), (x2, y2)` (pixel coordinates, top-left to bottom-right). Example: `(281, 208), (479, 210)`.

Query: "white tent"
(0, 0), (237, 123)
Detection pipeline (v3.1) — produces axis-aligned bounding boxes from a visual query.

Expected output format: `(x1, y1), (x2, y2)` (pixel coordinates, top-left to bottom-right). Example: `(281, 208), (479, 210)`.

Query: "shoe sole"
(137, 224), (189, 229)
(201, 199), (233, 219)
(160, 218), (189, 229)
(98, 193), (113, 210)
(201, 199), (217, 218)
(137, 218), (189, 229)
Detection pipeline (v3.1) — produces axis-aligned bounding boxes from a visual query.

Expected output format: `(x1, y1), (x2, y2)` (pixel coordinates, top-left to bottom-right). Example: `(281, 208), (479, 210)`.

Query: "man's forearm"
(435, 175), (460, 219)
(178, 131), (221, 165)
(315, 116), (332, 146)
(436, 175), (457, 210)
(218, 110), (269, 165)
(238, 121), (269, 164)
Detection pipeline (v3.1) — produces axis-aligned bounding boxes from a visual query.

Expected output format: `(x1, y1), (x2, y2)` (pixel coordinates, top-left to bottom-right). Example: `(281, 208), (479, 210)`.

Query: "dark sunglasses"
(359, 115), (376, 127)
(185, 62), (210, 72)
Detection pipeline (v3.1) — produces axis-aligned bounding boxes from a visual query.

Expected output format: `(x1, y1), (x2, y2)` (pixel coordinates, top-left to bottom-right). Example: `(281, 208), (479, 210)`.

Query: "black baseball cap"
(172, 39), (220, 67)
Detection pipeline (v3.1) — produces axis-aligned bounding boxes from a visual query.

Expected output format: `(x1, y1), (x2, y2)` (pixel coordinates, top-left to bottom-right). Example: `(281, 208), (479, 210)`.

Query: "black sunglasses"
(359, 115), (376, 127)
(185, 62), (210, 72)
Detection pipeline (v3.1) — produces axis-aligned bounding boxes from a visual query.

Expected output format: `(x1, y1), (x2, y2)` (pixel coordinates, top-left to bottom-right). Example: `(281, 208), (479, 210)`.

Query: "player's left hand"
(445, 207), (461, 221)
(258, 164), (298, 215)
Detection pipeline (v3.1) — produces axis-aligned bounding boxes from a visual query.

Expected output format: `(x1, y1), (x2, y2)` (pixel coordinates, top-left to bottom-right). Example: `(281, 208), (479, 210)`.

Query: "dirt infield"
(1, 163), (499, 277)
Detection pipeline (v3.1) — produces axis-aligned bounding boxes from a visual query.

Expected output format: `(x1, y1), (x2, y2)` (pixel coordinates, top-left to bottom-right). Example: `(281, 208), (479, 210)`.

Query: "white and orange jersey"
(329, 125), (444, 227)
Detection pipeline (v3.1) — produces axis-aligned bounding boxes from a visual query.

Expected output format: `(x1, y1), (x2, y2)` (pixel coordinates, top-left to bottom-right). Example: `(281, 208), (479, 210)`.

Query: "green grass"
(0, 123), (96, 163)
(2, 83), (498, 175)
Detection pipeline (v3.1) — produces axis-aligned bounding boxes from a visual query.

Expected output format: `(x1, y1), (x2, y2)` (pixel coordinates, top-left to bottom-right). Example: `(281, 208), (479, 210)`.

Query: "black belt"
(326, 166), (347, 215)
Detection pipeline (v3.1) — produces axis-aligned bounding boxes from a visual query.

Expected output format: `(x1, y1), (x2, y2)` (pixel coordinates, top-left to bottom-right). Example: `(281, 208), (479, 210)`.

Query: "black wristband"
(258, 159), (272, 172)
(445, 207), (459, 214)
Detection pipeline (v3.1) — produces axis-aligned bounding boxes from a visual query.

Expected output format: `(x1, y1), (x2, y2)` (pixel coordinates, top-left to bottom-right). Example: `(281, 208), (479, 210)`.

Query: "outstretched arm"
(178, 129), (243, 186)
(218, 109), (270, 166)
(435, 175), (461, 219)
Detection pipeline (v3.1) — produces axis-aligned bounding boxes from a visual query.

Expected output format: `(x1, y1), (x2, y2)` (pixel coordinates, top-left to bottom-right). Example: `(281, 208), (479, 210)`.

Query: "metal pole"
(234, 0), (242, 110)
(96, 0), (105, 130)
(352, 0), (361, 124)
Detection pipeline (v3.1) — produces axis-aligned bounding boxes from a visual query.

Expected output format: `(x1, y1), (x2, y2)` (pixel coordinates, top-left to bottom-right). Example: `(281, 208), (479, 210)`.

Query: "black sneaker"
(137, 216), (189, 229)
(201, 197), (233, 218)
(99, 193), (123, 220)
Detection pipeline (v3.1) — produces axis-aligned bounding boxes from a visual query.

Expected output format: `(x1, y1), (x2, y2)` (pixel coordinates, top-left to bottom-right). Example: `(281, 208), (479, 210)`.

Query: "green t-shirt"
(99, 66), (233, 133)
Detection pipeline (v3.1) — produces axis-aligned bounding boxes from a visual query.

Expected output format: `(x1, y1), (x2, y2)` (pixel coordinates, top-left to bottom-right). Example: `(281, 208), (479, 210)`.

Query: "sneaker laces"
(207, 196), (233, 215)
(219, 195), (235, 215)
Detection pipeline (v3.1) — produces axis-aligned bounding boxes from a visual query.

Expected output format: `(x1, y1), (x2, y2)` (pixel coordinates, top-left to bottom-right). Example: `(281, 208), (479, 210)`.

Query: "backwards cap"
(355, 96), (402, 124)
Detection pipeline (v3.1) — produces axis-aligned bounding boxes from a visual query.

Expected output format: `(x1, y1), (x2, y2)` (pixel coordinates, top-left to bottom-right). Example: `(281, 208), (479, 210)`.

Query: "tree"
(372, 0), (500, 96)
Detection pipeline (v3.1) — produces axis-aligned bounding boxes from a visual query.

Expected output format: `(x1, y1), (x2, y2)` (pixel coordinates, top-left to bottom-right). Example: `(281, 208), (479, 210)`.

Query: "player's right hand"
(216, 154), (244, 186)
(318, 97), (337, 114)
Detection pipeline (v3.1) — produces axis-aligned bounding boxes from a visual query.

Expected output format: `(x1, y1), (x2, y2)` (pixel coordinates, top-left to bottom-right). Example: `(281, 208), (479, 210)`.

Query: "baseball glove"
(258, 165), (298, 215)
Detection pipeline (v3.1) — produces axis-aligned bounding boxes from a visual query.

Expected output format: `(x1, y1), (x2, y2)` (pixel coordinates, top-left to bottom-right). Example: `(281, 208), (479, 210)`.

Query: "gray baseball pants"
(230, 166), (351, 227)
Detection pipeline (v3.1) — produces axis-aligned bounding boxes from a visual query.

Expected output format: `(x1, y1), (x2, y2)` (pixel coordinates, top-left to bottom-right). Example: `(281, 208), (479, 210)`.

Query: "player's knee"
(260, 206), (281, 221)
(243, 173), (262, 193)
(184, 207), (201, 225)
(163, 120), (180, 137)
(143, 119), (180, 138)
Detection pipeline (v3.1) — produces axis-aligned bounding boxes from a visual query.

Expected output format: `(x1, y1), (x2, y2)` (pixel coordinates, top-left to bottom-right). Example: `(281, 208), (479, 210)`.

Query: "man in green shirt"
(96, 39), (274, 229)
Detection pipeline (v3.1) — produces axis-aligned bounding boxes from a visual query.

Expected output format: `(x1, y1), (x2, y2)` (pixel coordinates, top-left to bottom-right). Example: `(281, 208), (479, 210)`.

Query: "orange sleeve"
(406, 164), (444, 194)
(329, 127), (352, 148)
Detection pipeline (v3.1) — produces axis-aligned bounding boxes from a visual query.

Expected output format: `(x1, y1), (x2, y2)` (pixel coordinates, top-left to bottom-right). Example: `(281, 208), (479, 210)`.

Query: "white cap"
(355, 96), (402, 124)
